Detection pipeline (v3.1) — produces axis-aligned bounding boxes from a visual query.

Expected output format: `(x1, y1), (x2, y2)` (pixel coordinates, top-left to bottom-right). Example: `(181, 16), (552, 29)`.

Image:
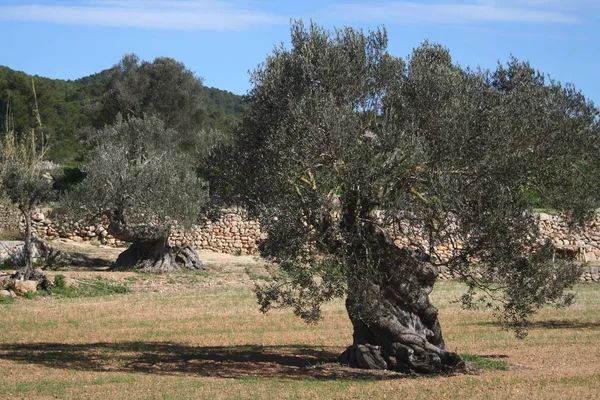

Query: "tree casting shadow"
(0, 342), (412, 380)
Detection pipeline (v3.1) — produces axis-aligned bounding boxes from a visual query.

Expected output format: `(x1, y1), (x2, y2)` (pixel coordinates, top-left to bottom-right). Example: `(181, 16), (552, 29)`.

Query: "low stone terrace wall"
(20, 209), (262, 255)
(1, 203), (600, 262)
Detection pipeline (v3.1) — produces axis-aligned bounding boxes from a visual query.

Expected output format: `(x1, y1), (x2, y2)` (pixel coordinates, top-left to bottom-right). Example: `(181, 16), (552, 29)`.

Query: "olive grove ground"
(0, 242), (599, 399)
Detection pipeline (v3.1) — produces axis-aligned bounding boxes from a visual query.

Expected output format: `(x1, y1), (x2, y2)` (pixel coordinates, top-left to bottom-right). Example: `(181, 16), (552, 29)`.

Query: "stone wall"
(0, 202), (21, 236)
(538, 213), (600, 262)
(24, 209), (262, 255)
(2, 202), (600, 262)
(387, 213), (600, 264)
(168, 211), (262, 254)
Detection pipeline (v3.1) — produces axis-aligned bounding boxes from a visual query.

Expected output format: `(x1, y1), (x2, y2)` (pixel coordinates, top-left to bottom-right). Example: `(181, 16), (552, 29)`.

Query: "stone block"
(13, 280), (38, 295)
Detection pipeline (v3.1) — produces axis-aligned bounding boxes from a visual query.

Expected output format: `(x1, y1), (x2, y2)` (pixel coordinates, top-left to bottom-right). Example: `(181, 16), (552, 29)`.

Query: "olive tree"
(88, 54), (206, 141)
(0, 130), (53, 279)
(86, 53), (229, 176)
(61, 114), (207, 273)
(1, 81), (54, 281)
(223, 22), (600, 373)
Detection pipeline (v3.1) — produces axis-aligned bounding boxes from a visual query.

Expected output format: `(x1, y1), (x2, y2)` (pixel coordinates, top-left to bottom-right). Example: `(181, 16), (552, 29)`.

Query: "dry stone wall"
(168, 211), (262, 254)
(0, 202), (20, 235)
(2, 203), (600, 263)
(15, 209), (262, 255)
(538, 213), (600, 262)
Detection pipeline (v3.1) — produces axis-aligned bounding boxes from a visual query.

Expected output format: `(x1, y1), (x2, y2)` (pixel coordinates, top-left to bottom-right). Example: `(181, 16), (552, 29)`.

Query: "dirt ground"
(1, 241), (599, 399)
(34, 241), (269, 292)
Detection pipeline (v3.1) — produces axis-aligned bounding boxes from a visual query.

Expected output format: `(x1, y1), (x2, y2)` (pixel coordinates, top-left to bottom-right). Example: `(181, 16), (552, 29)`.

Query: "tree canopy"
(0, 63), (243, 165)
(1, 86), (53, 279)
(61, 114), (207, 273)
(87, 54), (207, 136)
(222, 21), (600, 373)
(0, 66), (98, 164)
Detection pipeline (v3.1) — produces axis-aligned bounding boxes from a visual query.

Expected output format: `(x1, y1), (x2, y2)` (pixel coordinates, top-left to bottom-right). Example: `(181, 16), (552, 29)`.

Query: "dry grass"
(0, 245), (599, 399)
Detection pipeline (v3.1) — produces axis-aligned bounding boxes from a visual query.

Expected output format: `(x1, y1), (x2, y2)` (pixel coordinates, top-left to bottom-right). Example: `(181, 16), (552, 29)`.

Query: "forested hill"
(0, 65), (244, 164)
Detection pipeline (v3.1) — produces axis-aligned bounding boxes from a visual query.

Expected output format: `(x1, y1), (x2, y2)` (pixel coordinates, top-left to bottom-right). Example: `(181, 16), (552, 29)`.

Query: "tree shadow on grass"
(475, 319), (600, 330)
(57, 252), (111, 269)
(527, 319), (600, 330)
(0, 342), (412, 380)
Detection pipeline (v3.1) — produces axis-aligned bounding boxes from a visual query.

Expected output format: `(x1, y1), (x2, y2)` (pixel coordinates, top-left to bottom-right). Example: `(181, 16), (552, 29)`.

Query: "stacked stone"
(168, 211), (261, 255)
(5, 204), (600, 261)
(22, 208), (261, 255)
(27, 213), (124, 247)
(538, 213), (600, 262)
(433, 244), (454, 263)
(0, 202), (20, 234)
(580, 266), (600, 282)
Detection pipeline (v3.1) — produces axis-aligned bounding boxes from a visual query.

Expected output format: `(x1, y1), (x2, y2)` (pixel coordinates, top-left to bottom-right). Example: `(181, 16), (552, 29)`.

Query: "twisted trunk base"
(339, 222), (464, 373)
(112, 240), (203, 273)
(340, 296), (464, 373)
(108, 220), (203, 273)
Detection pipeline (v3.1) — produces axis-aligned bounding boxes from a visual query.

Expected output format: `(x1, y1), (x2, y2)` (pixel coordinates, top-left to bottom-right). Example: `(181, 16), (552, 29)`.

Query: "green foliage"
(0, 258), (17, 270)
(244, 266), (273, 282)
(88, 55), (207, 139)
(22, 291), (38, 300)
(1, 97), (54, 271)
(0, 63), (243, 165)
(52, 166), (87, 195)
(461, 354), (509, 371)
(49, 275), (130, 298)
(0, 66), (95, 164)
(223, 21), (600, 332)
(522, 187), (545, 209)
(59, 114), (208, 230)
(3, 275), (128, 300)
(2, 168), (54, 211)
(202, 87), (245, 133)
(53, 274), (66, 289)
(44, 261), (70, 271)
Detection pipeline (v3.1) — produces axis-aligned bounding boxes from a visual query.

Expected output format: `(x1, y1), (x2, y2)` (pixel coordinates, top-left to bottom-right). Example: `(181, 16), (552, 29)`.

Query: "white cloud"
(478, 0), (598, 9)
(0, 1), (286, 31)
(329, 1), (582, 24)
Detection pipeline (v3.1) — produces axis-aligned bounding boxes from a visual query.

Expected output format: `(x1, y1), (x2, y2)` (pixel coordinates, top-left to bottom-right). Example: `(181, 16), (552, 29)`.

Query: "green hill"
(0, 65), (243, 165)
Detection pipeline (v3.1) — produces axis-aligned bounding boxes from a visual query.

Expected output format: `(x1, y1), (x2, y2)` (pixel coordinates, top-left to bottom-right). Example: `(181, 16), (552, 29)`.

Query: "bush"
(54, 274), (67, 289)
(53, 166), (87, 195)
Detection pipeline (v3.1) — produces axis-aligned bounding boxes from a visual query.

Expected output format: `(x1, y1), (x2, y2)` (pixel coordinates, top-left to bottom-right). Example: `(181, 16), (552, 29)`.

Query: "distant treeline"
(0, 65), (244, 165)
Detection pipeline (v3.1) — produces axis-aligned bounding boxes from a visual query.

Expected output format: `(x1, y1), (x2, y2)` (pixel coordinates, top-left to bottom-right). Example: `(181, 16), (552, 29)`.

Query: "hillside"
(0, 65), (244, 165)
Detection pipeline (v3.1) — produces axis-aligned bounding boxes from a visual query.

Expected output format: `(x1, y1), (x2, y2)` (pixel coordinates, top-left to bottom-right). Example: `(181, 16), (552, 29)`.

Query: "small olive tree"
(1, 131), (53, 278)
(61, 114), (208, 273)
(222, 22), (600, 373)
(1, 81), (54, 280)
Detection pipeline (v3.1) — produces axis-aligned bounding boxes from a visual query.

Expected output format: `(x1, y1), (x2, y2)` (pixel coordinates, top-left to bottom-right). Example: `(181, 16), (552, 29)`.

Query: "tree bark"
(340, 292), (464, 373)
(108, 219), (204, 273)
(22, 207), (33, 271)
(339, 208), (464, 373)
(14, 206), (38, 281)
(12, 206), (51, 290)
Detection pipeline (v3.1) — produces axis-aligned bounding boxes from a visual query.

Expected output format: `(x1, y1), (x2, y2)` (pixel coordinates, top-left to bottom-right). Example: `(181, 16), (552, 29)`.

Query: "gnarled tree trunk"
(341, 292), (464, 373)
(12, 206), (52, 290)
(340, 232), (464, 373)
(338, 194), (464, 373)
(108, 220), (203, 273)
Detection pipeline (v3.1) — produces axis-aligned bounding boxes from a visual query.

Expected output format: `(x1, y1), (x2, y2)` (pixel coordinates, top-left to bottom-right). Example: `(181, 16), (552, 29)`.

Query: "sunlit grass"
(0, 279), (599, 399)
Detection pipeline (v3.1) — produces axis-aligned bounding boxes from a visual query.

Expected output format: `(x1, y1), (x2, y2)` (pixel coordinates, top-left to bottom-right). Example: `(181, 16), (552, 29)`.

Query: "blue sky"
(0, 0), (598, 104)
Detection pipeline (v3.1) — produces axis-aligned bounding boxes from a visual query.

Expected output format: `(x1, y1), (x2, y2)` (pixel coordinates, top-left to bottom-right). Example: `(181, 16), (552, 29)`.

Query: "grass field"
(0, 246), (599, 399)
